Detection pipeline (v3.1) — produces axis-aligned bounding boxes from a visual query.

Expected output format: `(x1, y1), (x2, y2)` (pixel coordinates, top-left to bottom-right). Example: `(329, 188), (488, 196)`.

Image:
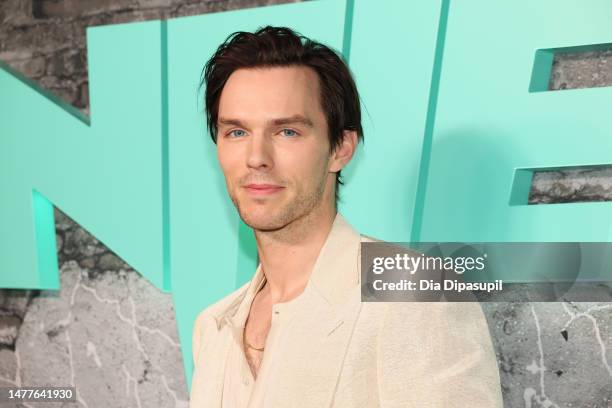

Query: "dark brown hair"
(201, 25), (363, 203)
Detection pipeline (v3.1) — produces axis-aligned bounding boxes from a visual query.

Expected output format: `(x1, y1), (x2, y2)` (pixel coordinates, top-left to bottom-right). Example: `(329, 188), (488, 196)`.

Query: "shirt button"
(242, 377), (249, 386)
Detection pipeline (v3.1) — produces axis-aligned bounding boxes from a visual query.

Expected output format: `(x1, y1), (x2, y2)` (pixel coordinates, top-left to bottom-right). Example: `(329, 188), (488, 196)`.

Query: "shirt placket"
(248, 299), (300, 408)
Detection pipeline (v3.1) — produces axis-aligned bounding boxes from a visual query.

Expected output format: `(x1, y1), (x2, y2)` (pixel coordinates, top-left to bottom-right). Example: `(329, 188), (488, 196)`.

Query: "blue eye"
(229, 129), (246, 138)
(281, 129), (298, 137)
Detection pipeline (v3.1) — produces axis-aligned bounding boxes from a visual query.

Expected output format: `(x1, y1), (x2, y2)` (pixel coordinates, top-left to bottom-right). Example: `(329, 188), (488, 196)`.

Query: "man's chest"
(192, 291), (380, 407)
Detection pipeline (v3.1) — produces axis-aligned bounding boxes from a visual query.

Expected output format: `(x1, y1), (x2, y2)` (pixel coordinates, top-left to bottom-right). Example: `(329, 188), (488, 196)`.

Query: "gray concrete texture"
(0, 1), (611, 407)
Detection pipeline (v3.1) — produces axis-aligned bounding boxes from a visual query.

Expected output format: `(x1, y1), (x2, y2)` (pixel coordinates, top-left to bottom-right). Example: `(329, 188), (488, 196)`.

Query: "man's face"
(216, 66), (335, 231)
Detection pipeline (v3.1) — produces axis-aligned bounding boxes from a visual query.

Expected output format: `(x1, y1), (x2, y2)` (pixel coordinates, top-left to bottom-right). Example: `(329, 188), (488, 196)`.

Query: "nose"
(246, 132), (273, 171)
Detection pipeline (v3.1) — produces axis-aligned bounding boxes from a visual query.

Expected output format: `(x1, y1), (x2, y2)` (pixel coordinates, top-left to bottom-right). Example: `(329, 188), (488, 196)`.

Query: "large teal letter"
(0, 21), (169, 290)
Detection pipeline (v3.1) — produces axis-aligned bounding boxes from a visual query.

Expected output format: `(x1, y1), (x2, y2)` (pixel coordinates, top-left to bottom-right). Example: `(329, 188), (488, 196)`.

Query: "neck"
(254, 202), (337, 303)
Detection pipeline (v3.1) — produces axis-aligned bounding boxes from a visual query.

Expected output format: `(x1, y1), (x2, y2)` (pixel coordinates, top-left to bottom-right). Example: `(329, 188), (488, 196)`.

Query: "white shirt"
(221, 264), (313, 407)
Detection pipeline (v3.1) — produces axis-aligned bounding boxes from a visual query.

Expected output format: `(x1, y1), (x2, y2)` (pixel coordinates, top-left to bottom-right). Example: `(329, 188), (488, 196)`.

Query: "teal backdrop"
(1, 0), (611, 388)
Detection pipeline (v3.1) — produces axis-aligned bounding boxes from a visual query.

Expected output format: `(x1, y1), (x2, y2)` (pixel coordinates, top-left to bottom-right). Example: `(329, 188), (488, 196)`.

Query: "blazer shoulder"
(359, 234), (424, 258)
(360, 233), (382, 243)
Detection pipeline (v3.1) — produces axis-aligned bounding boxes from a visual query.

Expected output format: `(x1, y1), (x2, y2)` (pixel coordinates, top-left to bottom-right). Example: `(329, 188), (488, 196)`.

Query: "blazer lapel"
(190, 316), (235, 408)
(200, 266), (266, 406)
(264, 213), (364, 407)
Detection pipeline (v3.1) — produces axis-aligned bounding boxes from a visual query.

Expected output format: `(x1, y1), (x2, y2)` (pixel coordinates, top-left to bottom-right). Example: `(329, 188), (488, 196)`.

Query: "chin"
(240, 212), (288, 231)
(235, 202), (287, 231)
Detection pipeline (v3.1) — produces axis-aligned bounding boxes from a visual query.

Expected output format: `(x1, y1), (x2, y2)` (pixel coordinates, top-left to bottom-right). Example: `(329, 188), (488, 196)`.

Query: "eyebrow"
(217, 115), (314, 129)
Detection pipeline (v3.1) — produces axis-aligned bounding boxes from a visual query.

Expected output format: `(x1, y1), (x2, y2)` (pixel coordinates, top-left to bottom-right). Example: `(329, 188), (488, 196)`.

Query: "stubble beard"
(230, 174), (328, 236)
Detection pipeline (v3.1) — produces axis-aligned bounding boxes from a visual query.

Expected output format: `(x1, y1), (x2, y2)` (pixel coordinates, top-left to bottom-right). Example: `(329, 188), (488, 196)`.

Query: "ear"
(329, 130), (358, 173)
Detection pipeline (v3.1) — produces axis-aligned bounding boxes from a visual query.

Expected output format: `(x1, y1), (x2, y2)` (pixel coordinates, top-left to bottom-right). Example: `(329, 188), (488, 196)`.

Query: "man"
(189, 26), (503, 407)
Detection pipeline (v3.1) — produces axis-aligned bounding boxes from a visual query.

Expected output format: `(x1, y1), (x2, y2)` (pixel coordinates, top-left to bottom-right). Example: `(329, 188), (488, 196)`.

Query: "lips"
(243, 184), (284, 195)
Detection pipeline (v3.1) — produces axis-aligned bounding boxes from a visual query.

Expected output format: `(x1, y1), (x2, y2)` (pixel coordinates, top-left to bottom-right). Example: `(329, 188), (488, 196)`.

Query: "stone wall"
(0, 1), (611, 407)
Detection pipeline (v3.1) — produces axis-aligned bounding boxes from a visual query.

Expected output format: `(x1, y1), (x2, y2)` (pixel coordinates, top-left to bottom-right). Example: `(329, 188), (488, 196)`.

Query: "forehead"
(218, 66), (323, 122)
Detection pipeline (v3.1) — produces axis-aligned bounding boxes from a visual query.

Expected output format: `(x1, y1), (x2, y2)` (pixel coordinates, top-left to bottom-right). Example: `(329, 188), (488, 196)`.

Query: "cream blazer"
(190, 214), (503, 407)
